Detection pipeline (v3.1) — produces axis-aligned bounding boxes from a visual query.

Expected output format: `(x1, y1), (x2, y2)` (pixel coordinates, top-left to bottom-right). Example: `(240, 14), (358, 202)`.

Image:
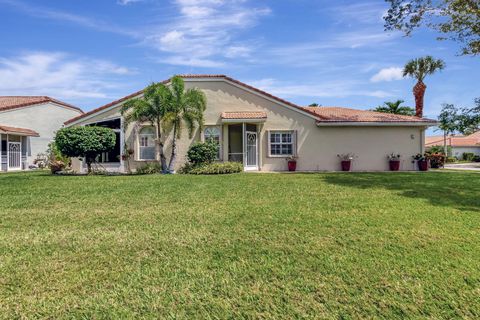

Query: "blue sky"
(0, 0), (478, 124)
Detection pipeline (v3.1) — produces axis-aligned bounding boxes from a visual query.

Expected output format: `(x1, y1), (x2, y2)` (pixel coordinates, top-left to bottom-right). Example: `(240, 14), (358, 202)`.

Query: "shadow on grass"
(322, 172), (480, 212)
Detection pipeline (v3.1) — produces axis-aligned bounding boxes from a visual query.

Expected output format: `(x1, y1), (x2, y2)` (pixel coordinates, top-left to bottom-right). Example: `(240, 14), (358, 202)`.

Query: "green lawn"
(1, 171), (479, 318)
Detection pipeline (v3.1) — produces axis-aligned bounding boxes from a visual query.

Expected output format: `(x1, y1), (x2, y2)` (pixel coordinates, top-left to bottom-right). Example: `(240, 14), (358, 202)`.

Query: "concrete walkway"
(444, 162), (480, 171)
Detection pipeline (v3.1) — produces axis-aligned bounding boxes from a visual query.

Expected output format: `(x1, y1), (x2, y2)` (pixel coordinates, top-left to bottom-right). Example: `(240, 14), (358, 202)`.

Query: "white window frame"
(268, 130), (296, 157)
(137, 126), (156, 161)
(203, 126), (222, 160)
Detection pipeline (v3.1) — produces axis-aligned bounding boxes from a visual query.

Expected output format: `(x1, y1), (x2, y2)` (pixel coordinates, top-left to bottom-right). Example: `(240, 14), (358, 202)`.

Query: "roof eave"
(316, 121), (438, 127)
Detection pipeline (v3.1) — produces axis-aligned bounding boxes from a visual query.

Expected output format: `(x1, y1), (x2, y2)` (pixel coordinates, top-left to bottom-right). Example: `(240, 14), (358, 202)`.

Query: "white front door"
(245, 131), (258, 170)
(8, 142), (21, 170)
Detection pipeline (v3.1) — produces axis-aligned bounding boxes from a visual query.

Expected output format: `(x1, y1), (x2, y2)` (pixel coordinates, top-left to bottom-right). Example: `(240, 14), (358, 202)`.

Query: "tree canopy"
(384, 0), (480, 56)
(438, 98), (480, 135)
(373, 100), (415, 116)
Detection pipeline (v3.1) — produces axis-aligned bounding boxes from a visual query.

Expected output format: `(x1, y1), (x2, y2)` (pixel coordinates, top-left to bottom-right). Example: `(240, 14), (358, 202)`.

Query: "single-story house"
(0, 96), (83, 171)
(426, 131), (480, 158)
(65, 74), (436, 173)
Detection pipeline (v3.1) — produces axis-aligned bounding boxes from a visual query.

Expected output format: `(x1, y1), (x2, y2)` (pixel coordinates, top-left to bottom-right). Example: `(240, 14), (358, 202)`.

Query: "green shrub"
(446, 156), (457, 163)
(181, 162), (243, 175)
(473, 155), (480, 162)
(462, 152), (475, 161)
(428, 145), (452, 156)
(136, 163), (162, 174)
(186, 142), (218, 165)
(427, 153), (445, 168)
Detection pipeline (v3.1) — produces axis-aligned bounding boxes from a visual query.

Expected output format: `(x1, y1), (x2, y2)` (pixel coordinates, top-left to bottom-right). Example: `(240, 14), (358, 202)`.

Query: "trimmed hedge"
(180, 162), (243, 175)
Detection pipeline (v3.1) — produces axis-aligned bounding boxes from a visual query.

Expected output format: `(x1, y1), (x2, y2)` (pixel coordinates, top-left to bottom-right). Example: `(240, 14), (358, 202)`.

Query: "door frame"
(244, 129), (258, 171)
(7, 141), (22, 171)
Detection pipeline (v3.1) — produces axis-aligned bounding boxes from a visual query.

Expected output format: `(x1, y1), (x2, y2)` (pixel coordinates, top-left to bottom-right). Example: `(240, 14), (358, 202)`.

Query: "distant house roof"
(0, 96), (83, 113)
(64, 74), (436, 126)
(221, 111), (267, 120)
(301, 107), (437, 124)
(0, 125), (39, 137)
(425, 133), (480, 147)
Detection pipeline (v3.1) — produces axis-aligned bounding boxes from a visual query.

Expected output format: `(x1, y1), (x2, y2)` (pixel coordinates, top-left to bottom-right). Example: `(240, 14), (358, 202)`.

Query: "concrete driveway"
(444, 162), (480, 171)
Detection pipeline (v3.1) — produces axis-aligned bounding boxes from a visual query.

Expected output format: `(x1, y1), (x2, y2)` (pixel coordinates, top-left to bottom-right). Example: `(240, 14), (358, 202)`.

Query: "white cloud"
(0, 0), (137, 37)
(370, 67), (404, 82)
(149, 0), (270, 66)
(249, 78), (394, 99)
(0, 52), (134, 100)
(117, 0), (142, 5)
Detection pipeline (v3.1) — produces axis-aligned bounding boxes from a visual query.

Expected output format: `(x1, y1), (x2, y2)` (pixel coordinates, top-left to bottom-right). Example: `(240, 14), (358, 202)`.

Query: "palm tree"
(403, 56), (445, 117)
(164, 76), (207, 173)
(121, 82), (170, 173)
(373, 100), (415, 116)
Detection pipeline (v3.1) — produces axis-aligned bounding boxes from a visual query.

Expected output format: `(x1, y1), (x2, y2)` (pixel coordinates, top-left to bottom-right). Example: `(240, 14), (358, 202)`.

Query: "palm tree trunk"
(443, 130), (447, 168)
(413, 81), (427, 117)
(167, 122), (178, 173)
(156, 119), (167, 173)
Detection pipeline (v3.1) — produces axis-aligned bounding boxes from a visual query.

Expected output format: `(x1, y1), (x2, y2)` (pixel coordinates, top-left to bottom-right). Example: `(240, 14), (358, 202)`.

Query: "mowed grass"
(0, 171), (479, 319)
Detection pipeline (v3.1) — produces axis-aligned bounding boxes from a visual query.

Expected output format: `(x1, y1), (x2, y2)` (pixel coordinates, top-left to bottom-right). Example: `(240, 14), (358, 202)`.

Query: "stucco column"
(222, 124), (228, 161)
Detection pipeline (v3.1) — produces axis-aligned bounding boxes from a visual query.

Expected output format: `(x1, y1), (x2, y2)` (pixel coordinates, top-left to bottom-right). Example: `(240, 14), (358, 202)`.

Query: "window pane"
(140, 127), (155, 135)
(282, 133), (292, 143)
(140, 147), (155, 160)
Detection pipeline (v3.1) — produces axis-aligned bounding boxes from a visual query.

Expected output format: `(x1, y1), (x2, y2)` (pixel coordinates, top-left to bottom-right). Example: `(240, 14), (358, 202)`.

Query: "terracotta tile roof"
(301, 106), (437, 123)
(221, 111), (267, 119)
(64, 74), (435, 126)
(425, 133), (480, 147)
(0, 125), (39, 136)
(0, 96), (83, 113)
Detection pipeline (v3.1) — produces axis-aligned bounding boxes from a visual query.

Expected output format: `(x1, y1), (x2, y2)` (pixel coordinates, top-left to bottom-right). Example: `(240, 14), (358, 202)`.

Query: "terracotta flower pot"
(389, 160), (400, 171)
(287, 160), (297, 172)
(418, 160), (429, 171)
(341, 160), (351, 172)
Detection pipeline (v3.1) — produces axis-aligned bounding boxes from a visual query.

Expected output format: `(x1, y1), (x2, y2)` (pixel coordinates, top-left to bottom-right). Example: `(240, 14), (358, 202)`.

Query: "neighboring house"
(0, 96), (83, 171)
(425, 131), (480, 158)
(65, 74), (436, 173)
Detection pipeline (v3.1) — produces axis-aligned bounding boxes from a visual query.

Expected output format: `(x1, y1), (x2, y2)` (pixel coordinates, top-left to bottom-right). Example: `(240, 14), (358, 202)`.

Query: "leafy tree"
(438, 103), (460, 157)
(55, 126), (116, 173)
(121, 82), (170, 173)
(456, 98), (480, 134)
(373, 99), (415, 115)
(403, 56), (445, 117)
(309, 103), (321, 107)
(163, 76), (207, 173)
(384, 0), (480, 56)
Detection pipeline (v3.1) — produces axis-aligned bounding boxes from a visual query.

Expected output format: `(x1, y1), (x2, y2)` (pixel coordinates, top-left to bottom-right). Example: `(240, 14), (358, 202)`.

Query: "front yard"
(0, 171), (479, 318)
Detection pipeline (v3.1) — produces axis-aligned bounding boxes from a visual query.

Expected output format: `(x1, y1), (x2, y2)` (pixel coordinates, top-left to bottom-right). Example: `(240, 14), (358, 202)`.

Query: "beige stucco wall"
(71, 79), (427, 172)
(0, 102), (83, 166)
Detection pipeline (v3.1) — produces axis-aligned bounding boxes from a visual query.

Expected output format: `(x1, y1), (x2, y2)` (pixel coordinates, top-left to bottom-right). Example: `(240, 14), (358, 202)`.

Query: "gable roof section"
(0, 96), (83, 113)
(302, 107), (437, 124)
(64, 75), (436, 126)
(426, 132), (480, 147)
(0, 124), (39, 137)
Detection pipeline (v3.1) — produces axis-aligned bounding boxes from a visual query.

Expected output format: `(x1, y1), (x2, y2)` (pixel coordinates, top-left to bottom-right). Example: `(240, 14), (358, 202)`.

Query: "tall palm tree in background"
(121, 82), (170, 173)
(373, 99), (415, 116)
(164, 76), (207, 173)
(403, 56), (445, 117)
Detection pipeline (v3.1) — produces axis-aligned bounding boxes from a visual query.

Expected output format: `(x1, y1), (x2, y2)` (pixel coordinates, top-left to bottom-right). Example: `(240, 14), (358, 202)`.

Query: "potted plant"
(286, 155), (298, 172)
(387, 153), (401, 171)
(337, 153), (356, 171)
(413, 153), (429, 171)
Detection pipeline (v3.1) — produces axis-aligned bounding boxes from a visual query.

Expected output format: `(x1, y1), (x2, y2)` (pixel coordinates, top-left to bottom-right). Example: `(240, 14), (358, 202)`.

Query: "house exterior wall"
(70, 79), (426, 172)
(452, 146), (480, 158)
(0, 102), (82, 167)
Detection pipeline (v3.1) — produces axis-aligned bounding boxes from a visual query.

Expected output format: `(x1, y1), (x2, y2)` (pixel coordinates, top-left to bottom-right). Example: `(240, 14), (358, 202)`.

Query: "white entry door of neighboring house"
(245, 131), (258, 170)
(8, 142), (21, 170)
